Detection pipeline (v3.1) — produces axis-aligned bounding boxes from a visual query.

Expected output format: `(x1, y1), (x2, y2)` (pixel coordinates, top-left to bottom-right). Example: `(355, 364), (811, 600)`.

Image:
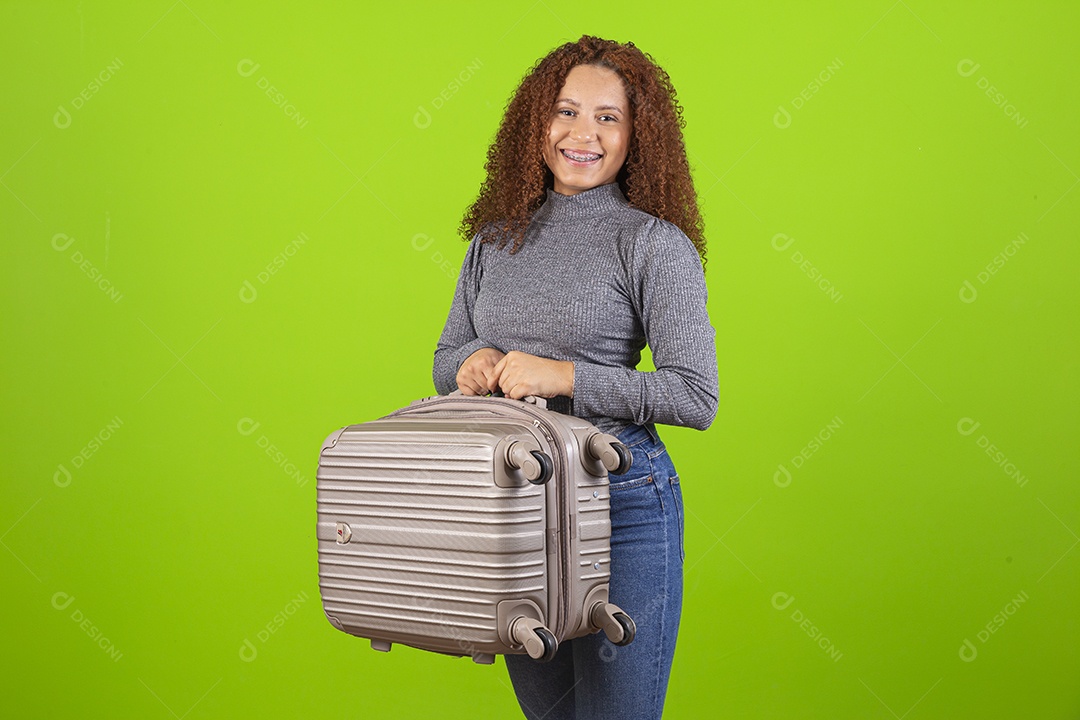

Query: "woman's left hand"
(488, 351), (574, 399)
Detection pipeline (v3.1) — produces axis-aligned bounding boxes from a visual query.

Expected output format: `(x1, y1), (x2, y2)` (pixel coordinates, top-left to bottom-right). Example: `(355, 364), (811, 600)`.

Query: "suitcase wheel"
(510, 616), (559, 662)
(527, 450), (553, 486)
(505, 441), (554, 485)
(611, 612), (636, 647)
(585, 433), (633, 476)
(592, 602), (637, 646)
(610, 442), (632, 476)
(534, 626), (558, 662)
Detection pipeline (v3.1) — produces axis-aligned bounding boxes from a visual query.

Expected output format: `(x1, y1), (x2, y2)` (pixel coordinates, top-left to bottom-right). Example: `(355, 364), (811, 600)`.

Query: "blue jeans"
(505, 423), (685, 720)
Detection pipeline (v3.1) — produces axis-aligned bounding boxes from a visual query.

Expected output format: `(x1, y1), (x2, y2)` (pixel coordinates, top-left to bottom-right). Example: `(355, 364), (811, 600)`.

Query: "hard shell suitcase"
(316, 393), (636, 664)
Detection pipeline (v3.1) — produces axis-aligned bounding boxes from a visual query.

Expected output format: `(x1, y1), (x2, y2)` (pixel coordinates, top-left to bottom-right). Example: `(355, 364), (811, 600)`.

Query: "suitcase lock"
(335, 522), (352, 544)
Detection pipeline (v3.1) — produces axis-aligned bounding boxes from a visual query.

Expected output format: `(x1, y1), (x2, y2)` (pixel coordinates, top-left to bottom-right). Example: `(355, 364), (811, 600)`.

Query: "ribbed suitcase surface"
(316, 395), (635, 664)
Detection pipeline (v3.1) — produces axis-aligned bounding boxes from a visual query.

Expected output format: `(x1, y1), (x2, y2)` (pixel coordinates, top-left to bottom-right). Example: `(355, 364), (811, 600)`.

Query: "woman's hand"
(456, 347), (506, 395)
(489, 351), (574, 399)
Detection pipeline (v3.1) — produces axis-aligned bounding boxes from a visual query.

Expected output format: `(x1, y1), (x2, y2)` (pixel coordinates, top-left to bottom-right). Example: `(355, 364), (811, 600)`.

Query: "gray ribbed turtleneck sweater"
(432, 181), (718, 437)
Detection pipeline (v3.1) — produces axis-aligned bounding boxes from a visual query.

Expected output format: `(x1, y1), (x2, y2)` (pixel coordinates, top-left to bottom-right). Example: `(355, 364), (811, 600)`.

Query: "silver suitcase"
(316, 393), (636, 664)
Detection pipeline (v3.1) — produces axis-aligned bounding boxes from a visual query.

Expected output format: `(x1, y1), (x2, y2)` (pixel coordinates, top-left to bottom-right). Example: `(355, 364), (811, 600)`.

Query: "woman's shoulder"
(466, 223), (505, 258)
(611, 207), (698, 260)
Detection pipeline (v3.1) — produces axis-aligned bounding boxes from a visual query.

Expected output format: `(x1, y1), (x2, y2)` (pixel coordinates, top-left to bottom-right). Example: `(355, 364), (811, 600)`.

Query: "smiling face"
(542, 63), (632, 196)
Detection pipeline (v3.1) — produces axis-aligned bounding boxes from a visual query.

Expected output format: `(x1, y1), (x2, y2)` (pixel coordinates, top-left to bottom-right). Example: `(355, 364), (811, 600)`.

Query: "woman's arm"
(571, 218), (719, 430)
(432, 237), (500, 394)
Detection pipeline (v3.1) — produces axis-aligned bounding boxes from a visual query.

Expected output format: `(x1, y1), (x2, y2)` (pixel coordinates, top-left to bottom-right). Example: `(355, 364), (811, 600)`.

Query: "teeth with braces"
(563, 150), (600, 162)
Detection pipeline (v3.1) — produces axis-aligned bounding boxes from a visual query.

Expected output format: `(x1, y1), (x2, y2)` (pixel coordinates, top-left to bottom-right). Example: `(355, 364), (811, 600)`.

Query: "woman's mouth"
(560, 148), (602, 166)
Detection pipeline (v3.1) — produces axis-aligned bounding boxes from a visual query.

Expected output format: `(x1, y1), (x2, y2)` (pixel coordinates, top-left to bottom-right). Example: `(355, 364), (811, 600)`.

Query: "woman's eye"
(557, 109), (574, 117)
(600, 115), (617, 122)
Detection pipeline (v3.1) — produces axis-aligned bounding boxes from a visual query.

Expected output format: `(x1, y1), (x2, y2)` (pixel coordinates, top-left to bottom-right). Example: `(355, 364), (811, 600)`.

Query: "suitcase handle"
(448, 389), (548, 410)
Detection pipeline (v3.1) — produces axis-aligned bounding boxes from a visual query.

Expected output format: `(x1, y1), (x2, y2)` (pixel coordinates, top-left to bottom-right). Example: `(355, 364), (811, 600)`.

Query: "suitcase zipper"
(392, 397), (573, 640)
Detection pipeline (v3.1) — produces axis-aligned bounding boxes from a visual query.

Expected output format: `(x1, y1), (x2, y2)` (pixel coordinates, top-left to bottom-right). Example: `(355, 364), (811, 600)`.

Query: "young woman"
(432, 35), (717, 720)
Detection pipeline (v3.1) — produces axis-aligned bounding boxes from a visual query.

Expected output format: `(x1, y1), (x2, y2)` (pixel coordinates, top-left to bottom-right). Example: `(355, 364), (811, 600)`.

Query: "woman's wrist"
(563, 360), (575, 398)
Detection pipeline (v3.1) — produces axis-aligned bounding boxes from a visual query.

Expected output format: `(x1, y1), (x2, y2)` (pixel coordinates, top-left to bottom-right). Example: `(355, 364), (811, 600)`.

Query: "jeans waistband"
(615, 422), (661, 448)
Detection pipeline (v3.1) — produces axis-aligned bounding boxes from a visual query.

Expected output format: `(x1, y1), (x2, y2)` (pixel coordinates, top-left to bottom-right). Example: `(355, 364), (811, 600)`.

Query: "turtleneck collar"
(531, 182), (629, 225)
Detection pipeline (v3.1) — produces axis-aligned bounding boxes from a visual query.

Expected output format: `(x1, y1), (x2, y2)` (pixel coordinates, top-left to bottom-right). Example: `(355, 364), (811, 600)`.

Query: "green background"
(2, 1), (1077, 717)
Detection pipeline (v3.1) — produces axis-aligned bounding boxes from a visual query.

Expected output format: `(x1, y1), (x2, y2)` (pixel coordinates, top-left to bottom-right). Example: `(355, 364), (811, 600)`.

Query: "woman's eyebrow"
(555, 97), (625, 113)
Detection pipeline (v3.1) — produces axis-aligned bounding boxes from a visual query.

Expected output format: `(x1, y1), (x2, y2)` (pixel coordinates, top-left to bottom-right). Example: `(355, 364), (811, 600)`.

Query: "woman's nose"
(570, 120), (595, 142)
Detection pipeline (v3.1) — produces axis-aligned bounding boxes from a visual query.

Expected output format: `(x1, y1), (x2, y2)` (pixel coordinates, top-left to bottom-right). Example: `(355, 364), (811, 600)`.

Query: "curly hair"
(459, 35), (707, 265)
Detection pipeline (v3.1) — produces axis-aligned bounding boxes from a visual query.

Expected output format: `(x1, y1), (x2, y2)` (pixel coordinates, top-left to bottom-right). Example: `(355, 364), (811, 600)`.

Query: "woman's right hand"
(456, 347), (506, 395)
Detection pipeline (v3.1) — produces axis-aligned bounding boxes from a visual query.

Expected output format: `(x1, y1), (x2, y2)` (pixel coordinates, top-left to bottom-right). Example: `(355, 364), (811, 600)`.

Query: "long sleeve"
(429, 182), (716, 436)
(571, 218), (719, 430)
(432, 237), (497, 394)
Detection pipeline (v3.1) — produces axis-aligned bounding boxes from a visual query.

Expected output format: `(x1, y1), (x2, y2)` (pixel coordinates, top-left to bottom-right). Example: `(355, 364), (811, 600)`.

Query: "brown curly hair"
(459, 35), (707, 265)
